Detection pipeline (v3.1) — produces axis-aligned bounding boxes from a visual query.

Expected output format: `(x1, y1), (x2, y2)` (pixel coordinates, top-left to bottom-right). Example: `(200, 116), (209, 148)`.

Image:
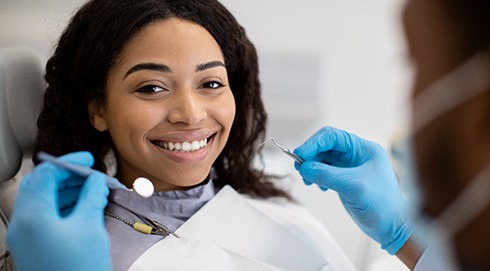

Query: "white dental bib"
(129, 186), (354, 271)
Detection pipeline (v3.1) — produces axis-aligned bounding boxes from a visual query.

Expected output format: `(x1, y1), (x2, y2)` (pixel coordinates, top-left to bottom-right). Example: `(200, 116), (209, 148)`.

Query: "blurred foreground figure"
(294, 0), (490, 270)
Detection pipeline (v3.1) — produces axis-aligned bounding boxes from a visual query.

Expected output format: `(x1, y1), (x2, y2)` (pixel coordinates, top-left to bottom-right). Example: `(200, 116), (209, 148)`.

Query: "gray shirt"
(105, 181), (216, 270)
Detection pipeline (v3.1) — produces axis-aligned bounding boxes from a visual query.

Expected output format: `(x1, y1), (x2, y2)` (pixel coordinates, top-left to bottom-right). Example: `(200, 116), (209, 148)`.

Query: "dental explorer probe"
(260, 137), (304, 165)
(36, 152), (154, 198)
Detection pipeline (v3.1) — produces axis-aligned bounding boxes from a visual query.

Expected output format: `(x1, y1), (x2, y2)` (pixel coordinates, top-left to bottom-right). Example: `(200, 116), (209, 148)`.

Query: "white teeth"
(155, 138), (209, 152)
(174, 142), (182, 151)
(182, 142), (191, 151)
(201, 138), (207, 147)
(191, 141), (200, 150)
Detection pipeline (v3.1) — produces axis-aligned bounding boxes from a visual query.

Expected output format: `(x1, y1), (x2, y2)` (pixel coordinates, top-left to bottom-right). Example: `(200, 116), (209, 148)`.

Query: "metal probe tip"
(260, 137), (304, 165)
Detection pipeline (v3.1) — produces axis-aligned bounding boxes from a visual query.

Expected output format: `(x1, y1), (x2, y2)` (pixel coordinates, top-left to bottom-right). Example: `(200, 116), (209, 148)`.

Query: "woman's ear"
(87, 99), (108, 132)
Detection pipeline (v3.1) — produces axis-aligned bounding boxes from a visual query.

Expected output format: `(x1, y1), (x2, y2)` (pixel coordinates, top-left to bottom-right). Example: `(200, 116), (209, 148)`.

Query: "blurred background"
(0, 0), (412, 270)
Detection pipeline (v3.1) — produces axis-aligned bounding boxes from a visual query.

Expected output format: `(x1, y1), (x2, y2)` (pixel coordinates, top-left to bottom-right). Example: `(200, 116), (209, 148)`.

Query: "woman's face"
(89, 18), (236, 191)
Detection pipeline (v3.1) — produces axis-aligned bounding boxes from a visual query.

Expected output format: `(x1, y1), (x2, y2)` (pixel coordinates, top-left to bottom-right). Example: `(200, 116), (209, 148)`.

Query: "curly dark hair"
(35, 0), (291, 199)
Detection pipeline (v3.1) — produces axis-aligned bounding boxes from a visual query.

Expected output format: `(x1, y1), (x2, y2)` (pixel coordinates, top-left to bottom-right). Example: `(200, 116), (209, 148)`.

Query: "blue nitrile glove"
(294, 126), (413, 255)
(55, 152), (95, 216)
(7, 152), (112, 271)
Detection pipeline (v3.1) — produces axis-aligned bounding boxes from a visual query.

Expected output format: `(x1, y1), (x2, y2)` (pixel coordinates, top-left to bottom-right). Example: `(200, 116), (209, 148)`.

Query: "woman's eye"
(202, 81), (224, 89)
(135, 85), (165, 93)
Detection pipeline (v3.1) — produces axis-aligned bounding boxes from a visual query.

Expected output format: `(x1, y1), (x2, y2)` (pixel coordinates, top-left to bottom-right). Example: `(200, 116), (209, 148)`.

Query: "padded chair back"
(0, 46), (44, 182)
(0, 46), (44, 256)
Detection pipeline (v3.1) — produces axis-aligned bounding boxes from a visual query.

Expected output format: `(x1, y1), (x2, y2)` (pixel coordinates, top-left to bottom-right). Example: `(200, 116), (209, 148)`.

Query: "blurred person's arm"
(396, 236), (424, 270)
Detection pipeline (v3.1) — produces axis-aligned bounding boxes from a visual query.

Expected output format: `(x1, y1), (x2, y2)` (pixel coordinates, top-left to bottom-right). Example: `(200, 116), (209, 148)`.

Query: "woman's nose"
(167, 90), (207, 125)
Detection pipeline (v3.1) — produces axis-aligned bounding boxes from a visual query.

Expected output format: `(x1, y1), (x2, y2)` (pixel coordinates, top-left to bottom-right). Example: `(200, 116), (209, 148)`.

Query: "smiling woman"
(87, 18), (236, 191)
(35, 0), (290, 201)
(5, 0), (355, 270)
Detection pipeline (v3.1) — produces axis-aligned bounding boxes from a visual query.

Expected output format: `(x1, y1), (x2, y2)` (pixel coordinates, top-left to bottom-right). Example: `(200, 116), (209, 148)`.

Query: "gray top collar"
(105, 180), (216, 270)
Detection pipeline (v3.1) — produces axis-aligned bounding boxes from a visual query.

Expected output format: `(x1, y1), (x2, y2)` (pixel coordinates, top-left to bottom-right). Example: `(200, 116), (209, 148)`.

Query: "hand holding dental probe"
(293, 126), (413, 255)
(37, 152), (155, 198)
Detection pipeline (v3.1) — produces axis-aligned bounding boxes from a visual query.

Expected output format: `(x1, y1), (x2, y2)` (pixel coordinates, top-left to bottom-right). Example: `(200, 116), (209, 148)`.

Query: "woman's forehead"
(111, 18), (225, 77)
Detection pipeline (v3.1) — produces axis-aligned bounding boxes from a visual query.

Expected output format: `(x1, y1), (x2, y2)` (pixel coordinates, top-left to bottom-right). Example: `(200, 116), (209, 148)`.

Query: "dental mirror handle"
(36, 151), (129, 191)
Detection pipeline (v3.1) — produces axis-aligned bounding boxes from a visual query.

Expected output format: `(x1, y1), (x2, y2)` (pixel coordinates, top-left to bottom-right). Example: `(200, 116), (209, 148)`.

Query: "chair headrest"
(0, 47), (44, 181)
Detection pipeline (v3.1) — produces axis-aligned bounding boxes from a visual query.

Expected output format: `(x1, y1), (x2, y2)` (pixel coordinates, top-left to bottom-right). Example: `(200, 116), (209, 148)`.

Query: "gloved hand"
(7, 151), (112, 271)
(294, 126), (413, 255)
(55, 152), (95, 216)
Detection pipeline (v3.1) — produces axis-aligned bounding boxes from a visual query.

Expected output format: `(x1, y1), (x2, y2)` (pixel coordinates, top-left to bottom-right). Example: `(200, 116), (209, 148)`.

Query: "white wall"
(0, 0), (412, 269)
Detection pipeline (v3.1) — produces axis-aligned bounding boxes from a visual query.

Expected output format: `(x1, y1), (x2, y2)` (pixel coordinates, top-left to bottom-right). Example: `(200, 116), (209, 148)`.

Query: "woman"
(8, 0), (354, 270)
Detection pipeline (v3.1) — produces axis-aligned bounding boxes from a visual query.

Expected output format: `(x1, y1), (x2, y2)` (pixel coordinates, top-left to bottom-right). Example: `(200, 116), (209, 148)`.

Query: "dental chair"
(0, 46), (45, 253)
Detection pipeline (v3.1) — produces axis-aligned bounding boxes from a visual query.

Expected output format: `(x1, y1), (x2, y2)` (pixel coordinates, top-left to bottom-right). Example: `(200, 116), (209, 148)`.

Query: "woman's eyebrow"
(196, 61), (226, 72)
(124, 63), (172, 79)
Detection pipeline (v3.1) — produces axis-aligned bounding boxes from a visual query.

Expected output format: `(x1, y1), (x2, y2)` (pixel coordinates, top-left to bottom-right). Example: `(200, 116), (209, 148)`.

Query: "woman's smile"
(149, 132), (217, 163)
